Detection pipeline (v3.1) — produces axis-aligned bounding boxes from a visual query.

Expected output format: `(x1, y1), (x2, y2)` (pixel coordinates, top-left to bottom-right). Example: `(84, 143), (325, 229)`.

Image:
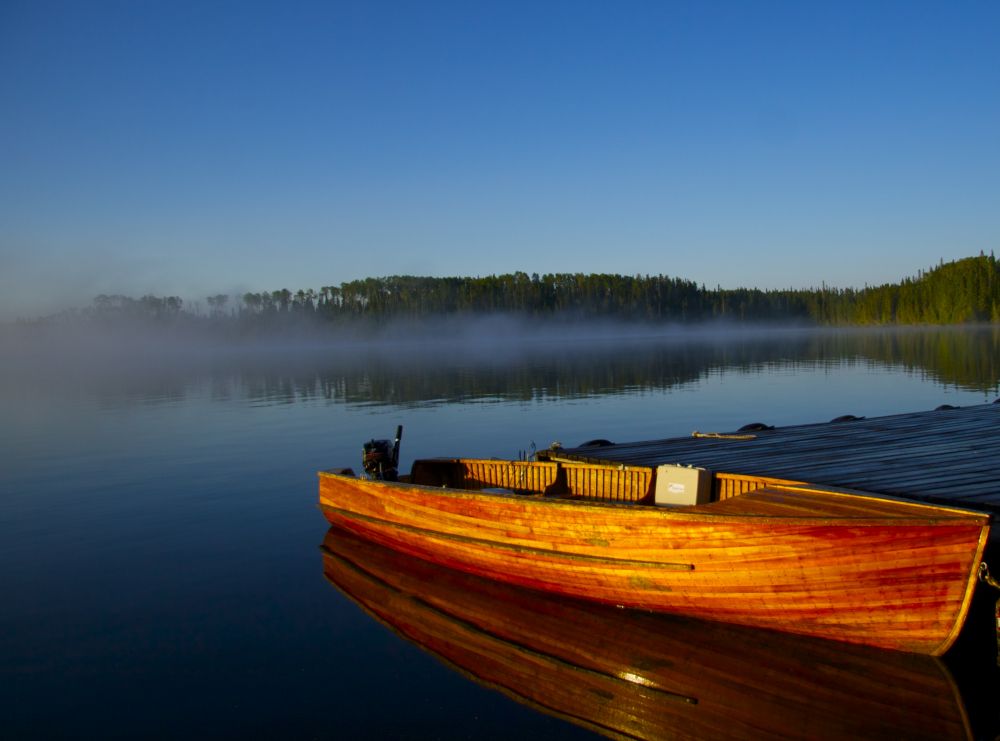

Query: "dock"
(553, 402), (1000, 513)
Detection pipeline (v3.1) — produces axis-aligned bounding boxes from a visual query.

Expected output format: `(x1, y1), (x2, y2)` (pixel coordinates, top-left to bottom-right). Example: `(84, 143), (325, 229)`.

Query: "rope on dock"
(691, 431), (758, 441)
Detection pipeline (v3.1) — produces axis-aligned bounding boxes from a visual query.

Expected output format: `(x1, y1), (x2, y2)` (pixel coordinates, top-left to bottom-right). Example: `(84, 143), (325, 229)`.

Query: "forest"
(30, 253), (1000, 329)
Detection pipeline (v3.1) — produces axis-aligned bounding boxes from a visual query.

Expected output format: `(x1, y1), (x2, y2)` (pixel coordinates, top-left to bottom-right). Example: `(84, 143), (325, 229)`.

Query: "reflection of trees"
(9, 328), (996, 407)
(218, 328), (1000, 406)
(827, 328), (1000, 393)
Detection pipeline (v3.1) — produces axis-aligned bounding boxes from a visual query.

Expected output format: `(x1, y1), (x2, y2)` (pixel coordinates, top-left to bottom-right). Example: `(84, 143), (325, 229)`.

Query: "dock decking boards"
(555, 403), (1000, 513)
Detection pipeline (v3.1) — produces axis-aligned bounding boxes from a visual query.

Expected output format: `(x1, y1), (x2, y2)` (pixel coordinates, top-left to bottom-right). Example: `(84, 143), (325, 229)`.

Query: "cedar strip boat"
(319, 447), (992, 654)
(322, 526), (977, 741)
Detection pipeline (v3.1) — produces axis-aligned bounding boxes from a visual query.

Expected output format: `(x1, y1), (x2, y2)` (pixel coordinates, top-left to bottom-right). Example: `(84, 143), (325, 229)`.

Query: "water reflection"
(8, 327), (998, 408)
(211, 327), (1000, 406)
(321, 526), (996, 741)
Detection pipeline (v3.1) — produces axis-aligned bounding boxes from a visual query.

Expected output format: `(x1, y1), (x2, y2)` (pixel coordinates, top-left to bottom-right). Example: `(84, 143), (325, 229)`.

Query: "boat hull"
(318, 470), (991, 654)
(322, 525), (977, 741)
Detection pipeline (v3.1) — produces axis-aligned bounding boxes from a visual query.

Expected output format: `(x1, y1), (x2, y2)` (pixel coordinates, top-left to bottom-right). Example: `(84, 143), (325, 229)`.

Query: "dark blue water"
(2, 327), (998, 738)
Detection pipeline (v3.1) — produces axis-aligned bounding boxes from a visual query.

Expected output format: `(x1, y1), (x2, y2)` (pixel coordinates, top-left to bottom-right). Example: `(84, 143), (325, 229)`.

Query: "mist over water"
(4, 318), (998, 404)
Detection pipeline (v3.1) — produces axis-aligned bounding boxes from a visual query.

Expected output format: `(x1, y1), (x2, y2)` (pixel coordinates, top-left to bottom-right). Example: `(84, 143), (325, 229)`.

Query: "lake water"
(2, 325), (998, 739)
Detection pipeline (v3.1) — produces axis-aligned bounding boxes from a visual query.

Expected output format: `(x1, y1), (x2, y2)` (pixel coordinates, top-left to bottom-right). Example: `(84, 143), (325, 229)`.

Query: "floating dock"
(554, 402), (1000, 513)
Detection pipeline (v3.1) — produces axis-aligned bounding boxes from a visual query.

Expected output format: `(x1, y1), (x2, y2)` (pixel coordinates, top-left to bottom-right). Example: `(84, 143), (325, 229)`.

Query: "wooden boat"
(318, 424), (993, 655)
(322, 526), (983, 740)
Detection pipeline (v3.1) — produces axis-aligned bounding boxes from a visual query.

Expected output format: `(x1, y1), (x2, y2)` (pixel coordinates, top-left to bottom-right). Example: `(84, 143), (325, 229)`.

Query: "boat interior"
(406, 456), (793, 505)
(374, 456), (992, 521)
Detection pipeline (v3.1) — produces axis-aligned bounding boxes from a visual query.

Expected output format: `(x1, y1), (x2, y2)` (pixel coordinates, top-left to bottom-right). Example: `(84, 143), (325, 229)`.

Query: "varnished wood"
(712, 471), (802, 500)
(409, 458), (654, 502)
(318, 456), (991, 654)
(322, 526), (974, 741)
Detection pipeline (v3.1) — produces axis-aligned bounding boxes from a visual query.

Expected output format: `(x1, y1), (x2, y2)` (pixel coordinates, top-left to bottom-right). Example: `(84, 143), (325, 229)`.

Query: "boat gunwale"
(318, 466), (993, 527)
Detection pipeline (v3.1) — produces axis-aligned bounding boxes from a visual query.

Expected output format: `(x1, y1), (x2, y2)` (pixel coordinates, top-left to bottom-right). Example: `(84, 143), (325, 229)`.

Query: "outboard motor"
(362, 425), (402, 481)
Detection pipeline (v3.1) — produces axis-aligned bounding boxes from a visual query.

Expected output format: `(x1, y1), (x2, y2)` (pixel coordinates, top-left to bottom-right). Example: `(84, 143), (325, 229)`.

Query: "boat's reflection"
(321, 526), (995, 741)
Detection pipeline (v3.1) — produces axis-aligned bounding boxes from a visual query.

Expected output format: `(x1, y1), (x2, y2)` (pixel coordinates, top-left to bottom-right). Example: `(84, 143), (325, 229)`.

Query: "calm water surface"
(2, 327), (998, 739)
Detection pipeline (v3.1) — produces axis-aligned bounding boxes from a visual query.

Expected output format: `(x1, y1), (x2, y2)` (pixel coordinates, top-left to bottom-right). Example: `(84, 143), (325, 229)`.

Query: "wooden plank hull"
(322, 526), (975, 741)
(318, 469), (991, 654)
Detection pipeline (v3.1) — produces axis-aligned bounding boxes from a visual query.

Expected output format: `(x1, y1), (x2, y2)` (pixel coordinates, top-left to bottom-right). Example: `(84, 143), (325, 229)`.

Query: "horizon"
(2, 1), (998, 320)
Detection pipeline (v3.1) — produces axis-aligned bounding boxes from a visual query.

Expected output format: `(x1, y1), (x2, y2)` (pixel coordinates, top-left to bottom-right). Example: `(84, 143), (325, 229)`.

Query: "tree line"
(54, 253), (1000, 328)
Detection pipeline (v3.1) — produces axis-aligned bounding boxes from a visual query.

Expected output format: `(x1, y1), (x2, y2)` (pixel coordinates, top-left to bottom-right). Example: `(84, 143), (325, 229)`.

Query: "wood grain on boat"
(322, 526), (974, 741)
(319, 458), (991, 654)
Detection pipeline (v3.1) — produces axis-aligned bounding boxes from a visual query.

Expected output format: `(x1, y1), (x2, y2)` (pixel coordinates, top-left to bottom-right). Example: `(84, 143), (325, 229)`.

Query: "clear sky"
(1, 0), (998, 318)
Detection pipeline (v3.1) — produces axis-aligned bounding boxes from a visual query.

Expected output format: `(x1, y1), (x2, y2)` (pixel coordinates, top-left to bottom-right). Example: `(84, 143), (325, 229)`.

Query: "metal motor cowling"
(362, 425), (402, 481)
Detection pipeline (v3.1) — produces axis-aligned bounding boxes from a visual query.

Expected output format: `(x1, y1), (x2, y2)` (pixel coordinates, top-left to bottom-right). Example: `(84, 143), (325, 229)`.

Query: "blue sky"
(1, 0), (998, 318)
